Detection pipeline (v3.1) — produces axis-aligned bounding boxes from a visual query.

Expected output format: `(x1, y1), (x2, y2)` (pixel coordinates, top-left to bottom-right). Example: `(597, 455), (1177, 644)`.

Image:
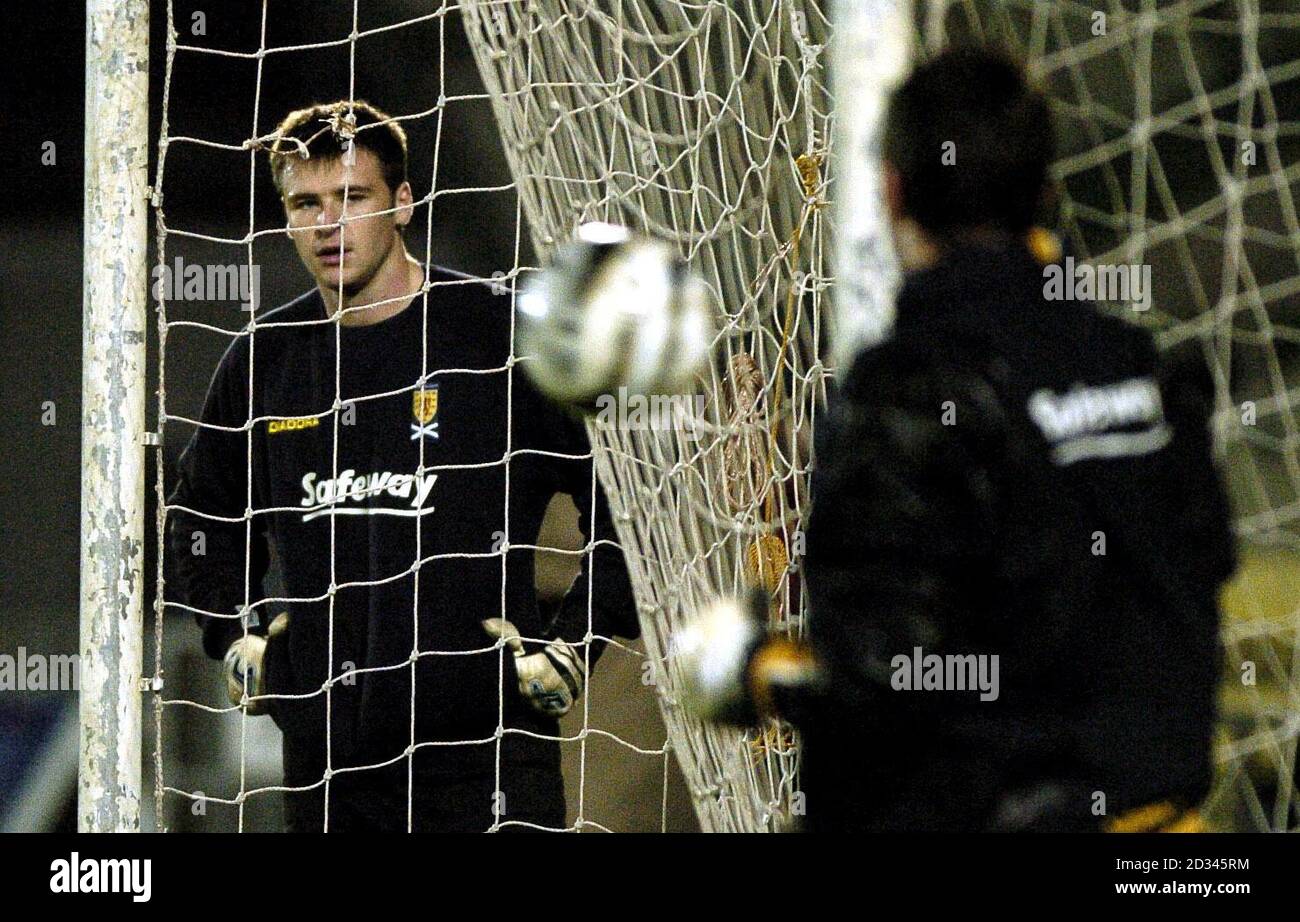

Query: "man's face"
(280, 147), (413, 295)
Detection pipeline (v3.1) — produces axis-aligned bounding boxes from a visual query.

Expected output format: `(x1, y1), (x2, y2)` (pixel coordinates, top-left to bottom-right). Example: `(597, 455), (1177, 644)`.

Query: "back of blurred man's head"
(882, 47), (1054, 248)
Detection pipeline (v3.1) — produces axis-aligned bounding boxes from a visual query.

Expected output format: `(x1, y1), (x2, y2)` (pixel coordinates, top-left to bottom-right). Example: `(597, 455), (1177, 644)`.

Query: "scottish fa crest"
(411, 385), (439, 441)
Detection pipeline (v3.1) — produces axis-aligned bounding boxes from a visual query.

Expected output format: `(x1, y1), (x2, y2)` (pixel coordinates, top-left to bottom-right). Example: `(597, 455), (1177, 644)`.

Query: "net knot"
(795, 152), (824, 204)
(326, 108), (358, 142)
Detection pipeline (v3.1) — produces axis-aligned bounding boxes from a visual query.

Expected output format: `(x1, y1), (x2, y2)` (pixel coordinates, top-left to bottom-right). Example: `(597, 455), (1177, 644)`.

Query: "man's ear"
(394, 181), (415, 229)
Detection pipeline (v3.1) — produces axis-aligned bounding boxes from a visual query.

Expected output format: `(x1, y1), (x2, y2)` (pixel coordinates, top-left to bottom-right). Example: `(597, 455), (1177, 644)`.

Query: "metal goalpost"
(80, 0), (150, 832)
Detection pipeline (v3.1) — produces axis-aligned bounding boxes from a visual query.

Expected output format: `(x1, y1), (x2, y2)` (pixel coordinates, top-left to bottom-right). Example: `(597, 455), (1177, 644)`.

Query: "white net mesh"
(153, 0), (675, 832)
(464, 0), (835, 831)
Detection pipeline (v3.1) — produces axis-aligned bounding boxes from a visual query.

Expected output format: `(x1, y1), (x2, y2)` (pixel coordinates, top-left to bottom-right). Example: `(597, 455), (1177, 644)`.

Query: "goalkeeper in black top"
(167, 100), (639, 832)
(677, 48), (1237, 832)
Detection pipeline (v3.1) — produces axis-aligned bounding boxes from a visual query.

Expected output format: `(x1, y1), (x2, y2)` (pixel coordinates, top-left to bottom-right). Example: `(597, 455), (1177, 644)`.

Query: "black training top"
(795, 239), (1236, 830)
(166, 264), (639, 774)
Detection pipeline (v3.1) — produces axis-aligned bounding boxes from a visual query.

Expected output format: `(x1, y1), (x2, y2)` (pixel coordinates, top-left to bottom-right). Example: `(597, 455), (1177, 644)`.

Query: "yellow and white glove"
(482, 618), (586, 718)
(223, 612), (289, 715)
(673, 592), (819, 725)
(672, 595), (766, 724)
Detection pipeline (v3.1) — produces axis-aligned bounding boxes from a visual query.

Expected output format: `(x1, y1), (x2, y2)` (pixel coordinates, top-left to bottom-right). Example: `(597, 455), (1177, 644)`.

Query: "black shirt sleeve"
(166, 333), (271, 660)
(800, 343), (1004, 728)
(517, 378), (641, 660)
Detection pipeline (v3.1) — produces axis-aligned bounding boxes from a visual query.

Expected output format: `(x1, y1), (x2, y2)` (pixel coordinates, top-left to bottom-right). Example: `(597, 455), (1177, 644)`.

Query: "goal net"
(128, 0), (1300, 832)
(150, 0), (677, 832)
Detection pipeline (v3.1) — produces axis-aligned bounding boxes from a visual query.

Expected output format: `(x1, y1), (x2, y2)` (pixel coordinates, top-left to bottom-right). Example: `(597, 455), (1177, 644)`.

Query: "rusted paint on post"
(81, 0), (149, 832)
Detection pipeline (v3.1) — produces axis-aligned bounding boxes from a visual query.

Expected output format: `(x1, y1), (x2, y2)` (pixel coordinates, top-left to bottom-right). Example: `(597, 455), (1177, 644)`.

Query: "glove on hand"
(482, 618), (586, 718)
(224, 612), (289, 715)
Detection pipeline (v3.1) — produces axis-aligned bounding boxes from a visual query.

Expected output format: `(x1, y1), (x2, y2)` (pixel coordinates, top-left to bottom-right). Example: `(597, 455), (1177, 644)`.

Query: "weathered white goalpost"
(80, 0), (150, 832)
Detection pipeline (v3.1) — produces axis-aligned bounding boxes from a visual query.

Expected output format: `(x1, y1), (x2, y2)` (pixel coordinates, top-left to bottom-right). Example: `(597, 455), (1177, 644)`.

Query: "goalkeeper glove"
(482, 618), (586, 718)
(224, 612), (289, 715)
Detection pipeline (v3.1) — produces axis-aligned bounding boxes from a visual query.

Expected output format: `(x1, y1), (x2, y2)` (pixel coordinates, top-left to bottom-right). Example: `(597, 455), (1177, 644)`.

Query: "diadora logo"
(268, 416), (321, 435)
(299, 469), (437, 521)
(411, 384), (439, 441)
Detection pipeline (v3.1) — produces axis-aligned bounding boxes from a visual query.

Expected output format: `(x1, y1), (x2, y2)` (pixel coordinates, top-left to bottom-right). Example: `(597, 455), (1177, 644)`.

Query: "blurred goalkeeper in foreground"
(167, 100), (638, 831)
(679, 48), (1237, 831)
